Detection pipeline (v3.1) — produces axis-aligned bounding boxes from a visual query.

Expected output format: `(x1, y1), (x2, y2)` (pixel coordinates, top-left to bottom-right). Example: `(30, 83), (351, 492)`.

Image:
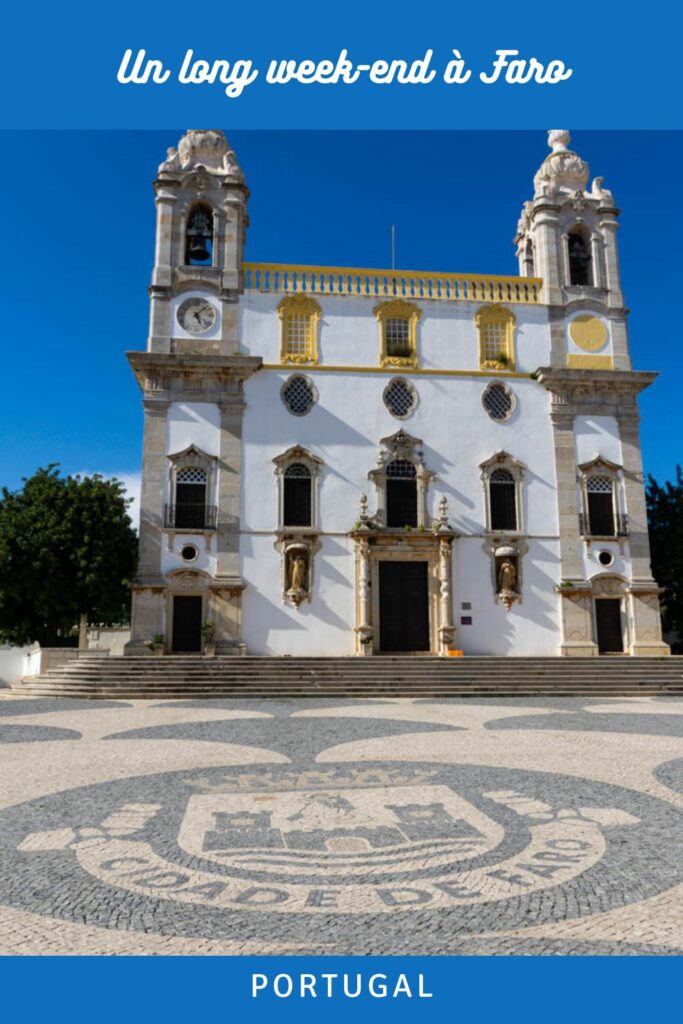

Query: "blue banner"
(2, 0), (682, 128)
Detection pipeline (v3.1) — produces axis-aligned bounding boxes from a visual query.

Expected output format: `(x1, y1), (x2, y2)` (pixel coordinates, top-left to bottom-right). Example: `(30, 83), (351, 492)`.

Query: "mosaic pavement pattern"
(0, 691), (681, 955)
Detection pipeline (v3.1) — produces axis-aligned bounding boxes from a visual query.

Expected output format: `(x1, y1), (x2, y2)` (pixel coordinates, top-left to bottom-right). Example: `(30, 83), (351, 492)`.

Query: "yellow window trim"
(373, 299), (421, 369)
(475, 304), (516, 371)
(278, 294), (322, 365)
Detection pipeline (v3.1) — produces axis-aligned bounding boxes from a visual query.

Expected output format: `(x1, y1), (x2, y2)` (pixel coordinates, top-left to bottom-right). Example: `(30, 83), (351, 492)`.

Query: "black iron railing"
(578, 512), (629, 538)
(164, 504), (217, 530)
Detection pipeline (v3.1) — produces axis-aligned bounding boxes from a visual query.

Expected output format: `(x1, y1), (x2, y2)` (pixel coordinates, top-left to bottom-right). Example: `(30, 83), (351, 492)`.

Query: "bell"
(188, 236), (210, 262)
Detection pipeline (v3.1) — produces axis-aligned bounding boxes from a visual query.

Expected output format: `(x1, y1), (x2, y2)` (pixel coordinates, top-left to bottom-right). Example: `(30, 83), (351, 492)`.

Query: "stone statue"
(158, 146), (181, 175)
(289, 554), (307, 592)
(498, 558), (517, 593)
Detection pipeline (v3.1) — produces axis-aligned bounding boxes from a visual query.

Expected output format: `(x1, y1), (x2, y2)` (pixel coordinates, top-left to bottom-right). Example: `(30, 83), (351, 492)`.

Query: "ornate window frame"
(577, 456), (628, 542)
(367, 429), (435, 529)
(272, 445), (323, 609)
(278, 295), (322, 365)
(475, 304), (516, 371)
(374, 299), (421, 369)
(280, 374), (318, 416)
(165, 444), (218, 547)
(383, 377), (418, 419)
(482, 380), (516, 422)
(479, 450), (526, 535)
(273, 445), (323, 532)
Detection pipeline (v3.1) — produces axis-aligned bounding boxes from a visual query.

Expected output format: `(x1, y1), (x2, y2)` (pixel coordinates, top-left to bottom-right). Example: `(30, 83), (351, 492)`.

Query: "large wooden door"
(172, 595), (203, 652)
(595, 598), (623, 654)
(379, 561), (430, 652)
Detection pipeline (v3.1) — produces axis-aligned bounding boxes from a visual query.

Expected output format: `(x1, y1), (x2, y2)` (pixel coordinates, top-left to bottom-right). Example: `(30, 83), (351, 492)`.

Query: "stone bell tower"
(125, 130), (262, 655)
(516, 130), (669, 657)
(148, 128), (248, 355)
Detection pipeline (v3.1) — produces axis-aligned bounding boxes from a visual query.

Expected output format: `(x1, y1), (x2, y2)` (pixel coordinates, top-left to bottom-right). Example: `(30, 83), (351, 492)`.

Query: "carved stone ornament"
(591, 573), (627, 598)
(533, 129), (589, 199)
(157, 130), (245, 184)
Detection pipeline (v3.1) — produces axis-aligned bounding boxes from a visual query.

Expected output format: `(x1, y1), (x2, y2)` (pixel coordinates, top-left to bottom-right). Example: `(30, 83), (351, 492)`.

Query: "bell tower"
(515, 129), (629, 370)
(518, 131), (669, 657)
(149, 129), (248, 355)
(125, 130), (262, 656)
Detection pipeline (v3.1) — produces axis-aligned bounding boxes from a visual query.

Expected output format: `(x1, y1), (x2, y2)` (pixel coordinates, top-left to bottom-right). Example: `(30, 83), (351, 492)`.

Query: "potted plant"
(150, 634), (165, 656)
(202, 620), (216, 657)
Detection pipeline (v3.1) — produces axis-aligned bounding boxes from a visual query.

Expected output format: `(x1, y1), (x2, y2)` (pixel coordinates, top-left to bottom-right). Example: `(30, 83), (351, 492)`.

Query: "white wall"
(0, 645), (33, 686)
(239, 366), (561, 655)
(240, 293), (550, 374)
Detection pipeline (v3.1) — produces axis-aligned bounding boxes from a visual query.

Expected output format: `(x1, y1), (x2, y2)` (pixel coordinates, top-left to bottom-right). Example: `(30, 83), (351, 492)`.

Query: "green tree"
(646, 466), (683, 651)
(0, 466), (138, 646)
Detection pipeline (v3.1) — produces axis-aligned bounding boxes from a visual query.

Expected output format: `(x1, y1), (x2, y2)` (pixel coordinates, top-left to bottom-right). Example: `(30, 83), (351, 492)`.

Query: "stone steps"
(11, 654), (683, 699)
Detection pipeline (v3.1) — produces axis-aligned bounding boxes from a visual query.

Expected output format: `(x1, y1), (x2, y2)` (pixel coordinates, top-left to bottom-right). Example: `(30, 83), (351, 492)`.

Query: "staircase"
(12, 654), (683, 699)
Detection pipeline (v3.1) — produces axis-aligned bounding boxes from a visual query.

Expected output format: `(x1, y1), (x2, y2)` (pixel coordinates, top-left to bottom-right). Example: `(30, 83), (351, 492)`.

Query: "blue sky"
(0, 130), (681, 518)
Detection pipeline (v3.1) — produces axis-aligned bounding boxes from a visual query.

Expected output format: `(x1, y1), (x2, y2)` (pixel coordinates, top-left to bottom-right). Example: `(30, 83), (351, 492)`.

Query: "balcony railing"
(578, 512), (629, 538)
(164, 504), (217, 530)
(243, 262), (542, 305)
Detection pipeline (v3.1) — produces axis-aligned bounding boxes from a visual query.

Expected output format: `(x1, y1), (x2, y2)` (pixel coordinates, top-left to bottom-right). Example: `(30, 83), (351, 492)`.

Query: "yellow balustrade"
(242, 263), (542, 305)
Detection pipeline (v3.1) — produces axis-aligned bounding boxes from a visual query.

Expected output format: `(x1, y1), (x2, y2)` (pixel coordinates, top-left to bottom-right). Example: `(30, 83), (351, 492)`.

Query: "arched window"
(489, 469), (518, 531)
(175, 467), (208, 528)
(283, 463), (312, 527)
(586, 476), (616, 536)
(185, 204), (214, 265)
(386, 459), (418, 528)
(568, 229), (592, 286)
(524, 239), (535, 277)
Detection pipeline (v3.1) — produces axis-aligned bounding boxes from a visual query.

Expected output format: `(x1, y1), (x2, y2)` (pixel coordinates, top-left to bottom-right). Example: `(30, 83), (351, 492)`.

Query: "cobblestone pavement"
(0, 691), (681, 955)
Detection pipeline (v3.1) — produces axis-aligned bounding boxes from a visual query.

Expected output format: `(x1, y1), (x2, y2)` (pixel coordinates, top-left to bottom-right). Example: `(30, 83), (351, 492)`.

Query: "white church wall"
(241, 534), (356, 656)
(454, 538), (561, 656)
(240, 367), (560, 655)
(240, 294), (550, 373)
(573, 415), (622, 466)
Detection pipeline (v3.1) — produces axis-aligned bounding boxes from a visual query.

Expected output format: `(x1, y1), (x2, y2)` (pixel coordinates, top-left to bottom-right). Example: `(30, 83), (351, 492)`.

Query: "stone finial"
(533, 128), (588, 199)
(548, 129), (571, 153)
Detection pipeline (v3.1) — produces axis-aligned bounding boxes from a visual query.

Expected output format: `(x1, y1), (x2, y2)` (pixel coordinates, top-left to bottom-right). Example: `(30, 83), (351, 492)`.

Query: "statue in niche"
(286, 552), (309, 607)
(497, 558), (518, 594)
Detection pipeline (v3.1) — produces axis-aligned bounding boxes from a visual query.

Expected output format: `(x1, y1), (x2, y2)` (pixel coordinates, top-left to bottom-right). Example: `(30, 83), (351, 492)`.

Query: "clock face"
(177, 297), (217, 336)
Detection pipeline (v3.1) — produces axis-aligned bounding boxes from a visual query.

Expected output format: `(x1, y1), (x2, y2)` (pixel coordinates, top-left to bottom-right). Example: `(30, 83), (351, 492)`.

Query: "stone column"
(618, 409), (670, 655)
(437, 538), (455, 655)
(618, 410), (654, 581)
(214, 397), (246, 653)
(149, 188), (176, 353)
(550, 407), (598, 655)
(126, 398), (168, 654)
(600, 216), (624, 308)
(356, 537), (373, 655)
(533, 208), (563, 305)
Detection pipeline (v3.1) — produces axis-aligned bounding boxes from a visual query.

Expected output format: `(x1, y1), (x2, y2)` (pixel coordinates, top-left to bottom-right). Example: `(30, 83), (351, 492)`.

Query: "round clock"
(177, 297), (217, 335)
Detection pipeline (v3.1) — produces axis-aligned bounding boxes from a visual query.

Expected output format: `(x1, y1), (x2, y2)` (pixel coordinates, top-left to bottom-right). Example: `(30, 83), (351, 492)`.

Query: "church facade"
(126, 129), (670, 658)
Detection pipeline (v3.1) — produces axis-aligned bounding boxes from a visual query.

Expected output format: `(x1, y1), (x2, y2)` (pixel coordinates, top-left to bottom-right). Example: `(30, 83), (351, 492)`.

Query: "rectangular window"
(587, 492), (616, 536)
(386, 479), (418, 528)
(175, 482), (207, 529)
(284, 477), (312, 527)
(482, 321), (507, 363)
(385, 318), (411, 358)
(284, 315), (312, 357)
(490, 483), (517, 531)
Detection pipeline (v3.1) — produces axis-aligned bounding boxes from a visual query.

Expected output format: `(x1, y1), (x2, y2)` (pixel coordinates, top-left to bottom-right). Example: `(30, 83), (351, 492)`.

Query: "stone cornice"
(535, 366), (658, 400)
(127, 352), (262, 395)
